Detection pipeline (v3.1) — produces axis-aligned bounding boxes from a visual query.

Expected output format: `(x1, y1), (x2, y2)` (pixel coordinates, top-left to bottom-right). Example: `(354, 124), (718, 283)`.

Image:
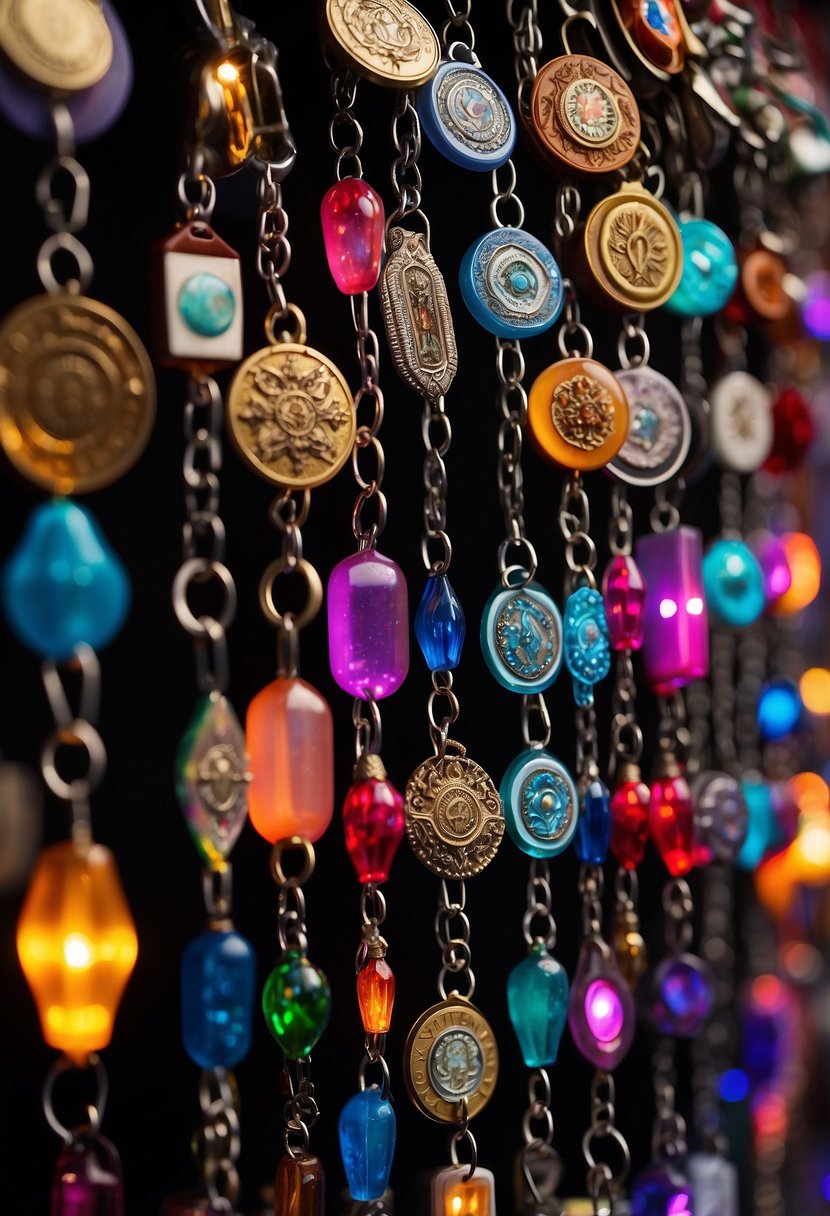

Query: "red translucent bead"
(602, 555), (646, 651)
(762, 388), (815, 475)
(321, 178), (385, 294)
(357, 955), (395, 1034)
(649, 768), (695, 877)
(610, 772), (650, 870)
(343, 766), (405, 884)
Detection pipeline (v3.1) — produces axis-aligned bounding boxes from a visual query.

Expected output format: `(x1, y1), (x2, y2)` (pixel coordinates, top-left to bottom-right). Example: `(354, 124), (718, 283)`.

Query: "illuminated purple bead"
(631, 1162), (694, 1216)
(327, 550), (409, 700)
(51, 1137), (124, 1215)
(568, 938), (635, 1070)
(648, 952), (715, 1037)
(751, 531), (792, 604)
(321, 178), (385, 294)
(803, 269), (830, 340)
(602, 554), (646, 650)
(635, 527), (708, 693)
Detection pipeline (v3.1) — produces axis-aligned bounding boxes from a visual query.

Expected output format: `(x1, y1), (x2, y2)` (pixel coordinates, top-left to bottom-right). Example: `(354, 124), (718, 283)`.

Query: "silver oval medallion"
(607, 367), (691, 486)
(710, 371), (773, 473)
(380, 227), (457, 399)
(691, 769), (748, 864)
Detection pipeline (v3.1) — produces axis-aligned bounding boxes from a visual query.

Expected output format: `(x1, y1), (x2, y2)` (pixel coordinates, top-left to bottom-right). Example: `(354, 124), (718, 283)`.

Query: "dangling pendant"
(709, 371), (773, 474)
(321, 0), (440, 88)
(155, 222), (244, 371)
(379, 227), (457, 399)
(664, 217), (738, 317)
(500, 748), (579, 857)
(418, 51), (515, 171)
(480, 579), (563, 693)
(563, 585), (611, 706)
(404, 996), (498, 1122)
(568, 934), (635, 1070)
(404, 742), (504, 878)
(0, 0), (113, 91)
(459, 228), (564, 338)
(691, 770), (748, 865)
(528, 358), (629, 472)
(607, 367), (691, 487)
(529, 54), (640, 175)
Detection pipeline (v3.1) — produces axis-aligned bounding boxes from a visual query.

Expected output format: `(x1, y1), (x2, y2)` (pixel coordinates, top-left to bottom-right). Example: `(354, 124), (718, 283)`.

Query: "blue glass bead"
(507, 941), (569, 1067)
(459, 228), (564, 338)
(664, 218), (738, 317)
(339, 1086), (396, 1201)
(563, 586), (610, 696)
(500, 747), (578, 857)
(702, 538), (765, 628)
(414, 574), (465, 671)
(575, 779), (611, 864)
(737, 776), (782, 870)
(757, 677), (802, 741)
(181, 928), (256, 1069)
(178, 271), (236, 336)
(480, 580), (563, 694)
(417, 59), (516, 171)
(648, 952), (715, 1037)
(3, 499), (130, 660)
(631, 1162), (694, 1216)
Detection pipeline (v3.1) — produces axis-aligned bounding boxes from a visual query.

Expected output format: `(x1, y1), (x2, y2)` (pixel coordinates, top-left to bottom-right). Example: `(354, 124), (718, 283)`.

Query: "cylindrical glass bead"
(635, 526), (708, 691)
(602, 554), (646, 650)
(327, 550), (409, 699)
(274, 1153), (325, 1216)
(181, 927), (255, 1069)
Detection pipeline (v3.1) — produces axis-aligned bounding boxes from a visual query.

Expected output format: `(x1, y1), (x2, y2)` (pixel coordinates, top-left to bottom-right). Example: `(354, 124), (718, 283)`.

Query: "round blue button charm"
(417, 59), (516, 171)
(481, 580), (563, 693)
(460, 228), (564, 338)
(500, 748), (579, 858)
(664, 217), (738, 317)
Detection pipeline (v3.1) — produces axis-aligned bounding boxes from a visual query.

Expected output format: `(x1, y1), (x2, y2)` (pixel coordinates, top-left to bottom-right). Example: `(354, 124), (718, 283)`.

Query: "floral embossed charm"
(379, 227), (457, 398)
(563, 586), (611, 707)
(530, 55), (640, 174)
(500, 747), (579, 857)
(528, 358), (629, 472)
(322, 0), (440, 88)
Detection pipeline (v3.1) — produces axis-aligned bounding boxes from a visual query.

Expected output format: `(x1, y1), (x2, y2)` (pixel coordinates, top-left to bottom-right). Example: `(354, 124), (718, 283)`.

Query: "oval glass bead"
(51, 1136), (124, 1216)
(417, 59), (516, 171)
(274, 1153), (325, 1216)
(703, 538), (765, 628)
(602, 554), (646, 651)
(635, 526), (708, 692)
(3, 499), (130, 660)
(459, 227), (564, 338)
(568, 937), (635, 1071)
(751, 530), (792, 603)
(328, 550), (409, 699)
(764, 388), (815, 475)
(262, 950), (331, 1060)
(481, 580), (563, 694)
(575, 779), (611, 865)
(649, 768), (695, 877)
(500, 748), (578, 858)
(339, 1086), (396, 1201)
(507, 941), (569, 1068)
(737, 775), (781, 871)
(343, 773), (405, 884)
(664, 216), (738, 317)
(414, 573), (465, 671)
(321, 178), (385, 294)
(648, 951), (714, 1037)
(610, 772), (650, 870)
(181, 928), (255, 1069)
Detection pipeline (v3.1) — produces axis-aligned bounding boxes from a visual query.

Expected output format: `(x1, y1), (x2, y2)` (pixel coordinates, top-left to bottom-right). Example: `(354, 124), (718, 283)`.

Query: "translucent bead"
(327, 550), (409, 699)
(343, 756), (405, 884)
(751, 530), (792, 603)
(703, 538), (765, 628)
(3, 499), (129, 660)
(664, 216), (738, 317)
(803, 269), (830, 339)
(630, 1161), (693, 1216)
(262, 950), (331, 1059)
(357, 955), (395, 1035)
(181, 928), (255, 1069)
(339, 1086), (396, 1201)
(507, 941), (569, 1067)
(178, 271), (235, 336)
(563, 585), (610, 706)
(688, 1152), (738, 1216)
(737, 776), (781, 871)
(51, 1136), (124, 1216)
(246, 678), (333, 843)
(763, 388), (815, 475)
(321, 178), (385, 294)
(602, 554), (646, 651)
(613, 904), (648, 990)
(274, 1153), (325, 1216)
(648, 952), (714, 1037)
(757, 677), (802, 741)
(635, 526), (708, 692)
(568, 938), (635, 1070)
(414, 573), (465, 671)
(575, 779), (611, 864)
(649, 766), (695, 877)
(610, 769), (650, 870)
(175, 693), (249, 867)
(432, 1166), (496, 1216)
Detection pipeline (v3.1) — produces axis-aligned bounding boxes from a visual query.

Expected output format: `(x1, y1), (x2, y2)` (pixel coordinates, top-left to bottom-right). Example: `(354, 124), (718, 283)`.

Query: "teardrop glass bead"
(3, 499), (130, 659)
(327, 550), (409, 699)
(357, 956), (395, 1034)
(575, 779), (611, 864)
(757, 677), (802, 742)
(507, 941), (569, 1067)
(649, 768), (695, 877)
(262, 950), (331, 1059)
(610, 773), (650, 870)
(613, 906), (648, 990)
(339, 1086), (396, 1201)
(630, 1161), (694, 1216)
(414, 573), (466, 671)
(568, 937), (635, 1070)
(648, 951), (715, 1038)
(181, 927), (255, 1068)
(321, 178), (385, 294)
(274, 1153), (325, 1216)
(175, 693), (249, 867)
(602, 555), (646, 651)
(703, 538), (765, 628)
(51, 1136), (124, 1216)
(343, 765), (405, 884)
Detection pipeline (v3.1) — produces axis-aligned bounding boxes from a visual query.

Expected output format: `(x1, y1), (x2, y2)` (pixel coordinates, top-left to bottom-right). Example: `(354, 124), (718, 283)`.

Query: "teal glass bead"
(3, 499), (130, 659)
(575, 779), (611, 864)
(664, 217), (738, 317)
(480, 580), (563, 693)
(181, 928), (255, 1069)
(500, 747), (578, 858)
(178, 271), (236, 336)
(703, 538), (765, 628)
(414, 574), (465, 671)
(507, 941), (569, 1067)
(563, 586), (610, 707)
(262, 950), (331, 1059)
(339, 1086), (396, 1201)
(737, 776), (782, 871)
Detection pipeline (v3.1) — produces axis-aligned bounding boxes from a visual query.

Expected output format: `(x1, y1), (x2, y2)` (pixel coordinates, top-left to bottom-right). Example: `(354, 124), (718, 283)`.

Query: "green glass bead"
(262, 950), (331, 1059)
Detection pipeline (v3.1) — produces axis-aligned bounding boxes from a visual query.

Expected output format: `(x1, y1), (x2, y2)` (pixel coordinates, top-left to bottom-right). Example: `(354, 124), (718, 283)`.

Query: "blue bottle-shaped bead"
(3, 499), (130, 659)
(181, 927), (256, 1069)
(507, 941), (569, 1067)
(339, 1086), (396, 1201)
(631, 1160), (695, 1216)
(414, 574), (465, 671)
(575, 779), (611, 864)
(563, 586), (610, 706)
(702, 538), (765, 628)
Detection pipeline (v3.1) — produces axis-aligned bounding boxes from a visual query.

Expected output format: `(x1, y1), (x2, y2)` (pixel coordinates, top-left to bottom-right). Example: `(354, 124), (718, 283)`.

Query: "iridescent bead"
(181, 928), (255, 1069)
(339, 1087), (396, 1201)
(274, 1153), (325, 1216)
(343, 757), (405, 884)
(414, 573), (465, 671)
(610, 769), (650, 870)
(575, 779), (611, 865)
(262, 950), (331, 1059)
(321, 178), (385, 294)
(664, 216), (738, 317)
(175, 693), (249, 868)
(568, 938), (635, 1071)
(602, 554), (646, 651)
(757, 677), (802, 741)
(613, 904), (648, 990)
(51, 1136), (124, 1216)
(635, 526), (708, 692)
(648, 952), (715, 1037)
(327, 550), (409, 699)
(649, 765), (695, 877)
(703, 538), (765, 628)
(630, 1161), (693, 1216)
(507, 941), (569, 1068)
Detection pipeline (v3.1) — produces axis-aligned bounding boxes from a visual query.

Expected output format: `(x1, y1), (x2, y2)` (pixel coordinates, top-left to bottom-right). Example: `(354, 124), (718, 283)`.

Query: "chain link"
(256, 166), (292, 315)
(560, 475), (597, 592)
(490, 159), (525, 229)
(40, 644), (105, 839)
(349, 292), (388, 548)
(650, 480), (685, 533)
(37, 104), (93, 294)
(507, 0), (542, 120)
(389, 91), (427, 231)
(421, 396), (452, 575)
(656, 691), (691, 764)
(329, 67), (364, 180)
(195, 1068), (241, 1213)
(436, 879), (475, 999)
(281, 1057), (320, 1159)
(652, 1038), (687, 1162)
(693, 864), (734, 1156)
(582, 1069), (631, 1211)
(523, 859), (556, 949)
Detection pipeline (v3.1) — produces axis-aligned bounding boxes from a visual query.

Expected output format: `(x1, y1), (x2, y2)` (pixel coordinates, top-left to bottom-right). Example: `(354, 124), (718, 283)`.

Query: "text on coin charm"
(0, 0), (113, 92)
(607, 366), (691, 486)
(322, 0), (440, 88)
(405, 742), (504, 879)
(379, 227), (457, 399)
(404, 997), (499, 1122)
(530, 55), (640, 174)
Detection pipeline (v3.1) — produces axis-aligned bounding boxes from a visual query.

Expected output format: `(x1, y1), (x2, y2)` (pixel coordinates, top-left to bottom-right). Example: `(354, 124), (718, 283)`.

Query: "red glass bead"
(343, 762), (405, 884)
(762, 388), (815, 476)
(357, 955), (395, 1034)
(602, 555), (646, 651)
(649, 766), (695, 877)
(320, 178), (385, 294)
(610, 771), (650, 870)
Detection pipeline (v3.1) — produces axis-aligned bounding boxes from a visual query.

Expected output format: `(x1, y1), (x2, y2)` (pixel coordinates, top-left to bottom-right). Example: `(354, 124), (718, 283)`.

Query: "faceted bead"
(610, 772), (650, 870)
(343, 758), (405, 884)
(703, 538), (765, 629)
(751, 531), (792, 604)
(763, 388), (815, 475)
(602, 554), (646, 651)
(568, 938), (635, 1070)
(635, 527), (708, 692)
(175, 693), (249, 867)
(575, 779), (611, 864)
(648, 952), (715, 1037)
(321, 178), (385, 294)
(691, 770), (748, 865)
(339, 1086), (396, 1201)
(262, 950), (331, 1059)
(51, 1136), (124, 1216)
(246, 678), (333, 843)
(357, 956), (395, 1034)
(3, 500), (129, 660)
(688, 1152), (738, 1216)
(757, 677), (802, 741)
(649, 767), (695, 877)
(414, 573), (465, 671)
(507, 941), (569, 1067)
(613, 905), (648, 990)
(630, 1161), (694, 1216)
(737, 775), (781, 871)
(274, 1153), (325, 1216)
(178, 271), (235, 336)
(181, 927), (255, 1069)
(327, 550), (409, 699)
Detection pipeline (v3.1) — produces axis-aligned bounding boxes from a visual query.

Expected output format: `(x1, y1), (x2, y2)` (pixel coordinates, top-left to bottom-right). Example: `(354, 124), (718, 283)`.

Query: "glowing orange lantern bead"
(17, 841), (138, 1063)
(357, 955), (395, 1035)
(772, 532), (820, 616)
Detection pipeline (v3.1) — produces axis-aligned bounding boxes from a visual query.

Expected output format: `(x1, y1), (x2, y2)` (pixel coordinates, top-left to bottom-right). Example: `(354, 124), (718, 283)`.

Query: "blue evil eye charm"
(181, 928), (256, 1069)
(664, 217), (738, 317)
(575, 779), (611, 864)
(563, 586), (610, 705)
(414, 573), (465, 671)
(417, 57), (516, 171)
(507, 941), (570, 1067)
(459, 228), (564, 338)
(703, 538), (765, 628)
(481, 580), (563, 693)
(647, 952), (715, 1037)
(339, 1086), (396, 1201)
(500, 747), (578, 857)
(631, 1161), (694, 1216)
(757, 677), (802, 742)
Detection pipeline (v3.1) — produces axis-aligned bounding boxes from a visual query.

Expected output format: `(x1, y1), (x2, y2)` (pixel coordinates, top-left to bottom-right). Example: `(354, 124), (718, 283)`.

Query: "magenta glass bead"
(51, 1138), (124, 1216)
(568, 937), (635, 1070)
(751, 531), (792, 604)
(602, 554), (646, 651)
(635, 527), (708, 693)
(321, 178), (385, 294)
(328, 550), (409, 699)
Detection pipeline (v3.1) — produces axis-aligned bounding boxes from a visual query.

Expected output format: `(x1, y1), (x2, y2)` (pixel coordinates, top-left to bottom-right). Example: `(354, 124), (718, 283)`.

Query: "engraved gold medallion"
(379, 227), (457, 399)
(0, 0), (113, 91)
(0, 293), (155, 494)
(581, 182), (682, 312)
(404, 997), (499, 1123)
(405, 742), (504, 879)
(322, 0), (440, 88)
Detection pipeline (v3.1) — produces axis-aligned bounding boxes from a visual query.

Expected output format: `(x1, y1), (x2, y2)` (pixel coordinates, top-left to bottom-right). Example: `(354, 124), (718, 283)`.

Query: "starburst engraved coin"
(405, 743), (504, 879)
(709, 370), (773, 474)
(404, 997), (498, 1122)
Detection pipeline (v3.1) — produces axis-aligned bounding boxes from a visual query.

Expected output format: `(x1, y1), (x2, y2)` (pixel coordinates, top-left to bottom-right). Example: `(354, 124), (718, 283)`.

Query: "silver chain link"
(37, 104), (94, 294)
(560, 475), (597, 592)
(330, 67), (364, 180)
(40, 644), (105, 841)
(435, 878), (475, 1000)
(582, 1069), (631, 1215)
(652, 1038), (687, 1163)
(349, 292), (388, 549)
(507, 0), (541, 122)
(693, 863), (734, 1156)
(256, 166), (292, 316)
(389, 90), (427, 233)
(195, 1068), (241, 1213)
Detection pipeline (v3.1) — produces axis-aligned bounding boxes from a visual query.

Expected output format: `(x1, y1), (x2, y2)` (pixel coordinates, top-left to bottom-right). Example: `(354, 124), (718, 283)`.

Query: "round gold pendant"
(404, 997), (499, 1123)
(227, 343), (356, 489)
(528, 357), (629, 472)
(0, 0), (113, 92)
(580, 181), (683, 312)
(321, 0), (440, 88)
(405, 743), (504, 879)
(0, 293), (155, 494)
(530, 55), (640, 175)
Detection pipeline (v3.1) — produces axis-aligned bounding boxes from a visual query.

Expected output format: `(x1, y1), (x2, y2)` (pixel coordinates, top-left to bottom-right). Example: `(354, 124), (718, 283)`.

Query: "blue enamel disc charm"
(481, 580), (563, 693)
(500, 747), (579, 857)
(564, 585), (610, 706)
(417, 59), (516, 171)
(459, 228), (564, 338)
(664, 217), (738, 317)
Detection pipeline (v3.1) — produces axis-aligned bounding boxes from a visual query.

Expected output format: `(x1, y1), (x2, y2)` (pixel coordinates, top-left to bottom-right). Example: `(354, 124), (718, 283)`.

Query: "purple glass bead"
(648, 952), (715, 1037)
(750, 530), (792, 604)
(51, 1138), (124, 1216)
(568, 937), (635, 1070)
(327, 550), (409, 699)
(631, 1162), (694, 1216)
(635, 527), (708, 693)
(602, 554), (646, 650)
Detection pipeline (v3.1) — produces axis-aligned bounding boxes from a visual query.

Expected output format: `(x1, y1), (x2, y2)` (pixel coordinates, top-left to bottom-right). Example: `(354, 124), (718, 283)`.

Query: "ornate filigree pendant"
(320, 0), (440, 88)
(379, 227), (457, 399)
(500, 747), (579, 858)
(459, 227), (564, 338)
(529, 53), (640, 175)
(527, 357), (629, 472)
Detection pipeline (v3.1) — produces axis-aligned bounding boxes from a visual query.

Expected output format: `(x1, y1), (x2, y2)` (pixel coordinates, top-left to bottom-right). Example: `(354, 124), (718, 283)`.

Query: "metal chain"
(582, 1070), (631, 1215)
(440, 0), (475, 53)
(560, 475), (597, 592)
(388, 91), (427, 233)
(693, 864), (734, 1156)
(686, 678), (712, 779)
(680, 316), (707, 421)
(330, 67), (364, 180)
(40, 644), (105, 841)
(650, 480), (685, 533)
(553, 186), (583, 244)
(491, 158), (525, 229)
(36, 103), (93, 294)
(256, 166), (292, 316)
(523, 860), (556, 949)
(520, 1068), (562, 1209)
(656, 691), (690, 765)
(579, 863), (604, 939)
(663, 877), (694, 954)
(195, 1068), (241, 1213)
(652, 1038), (687, 1162)
(607, 486), (642, 777)
(496, 337), (540, 588)
(507, 0), (541, 121)
(348, 291), (388, 549)
(281, 1057), (320, 1159)
(711, 627), (739, 777)
(435, 878), (475, 1000)
(178, 144), (217, 225)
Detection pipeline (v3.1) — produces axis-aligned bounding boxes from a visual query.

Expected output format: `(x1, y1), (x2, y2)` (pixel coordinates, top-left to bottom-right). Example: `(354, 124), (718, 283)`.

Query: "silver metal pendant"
(379, 226), (457, 399)
(607, 366), (691, 486)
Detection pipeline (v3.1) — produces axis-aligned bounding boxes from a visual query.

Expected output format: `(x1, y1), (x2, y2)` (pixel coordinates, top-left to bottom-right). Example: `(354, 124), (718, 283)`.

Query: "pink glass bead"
(51, 1138), (124, 1216)
(321, 178), (385, 294)
(328, 550), (409, 700)
(650, 768), (695, 877)
(602, 555), (646, 651)
(751, 531), (792, 604)
(635, 526), (708, 692)
(568, 937), (635, 1070)
(343, 771), (405, 884)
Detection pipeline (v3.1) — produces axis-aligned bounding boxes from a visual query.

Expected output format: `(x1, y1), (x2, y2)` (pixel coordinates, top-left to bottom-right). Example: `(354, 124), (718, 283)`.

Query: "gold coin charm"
(227, 341), (356, 489)
(405, 742), (504, 879)
(579, 181), (683, 312)
(321, 0), (440, 88)
(404, 997), (499, 1123)
(0, 293), (156, 494)
(0, 0), (113, 92)
(528, 358), (629, 472)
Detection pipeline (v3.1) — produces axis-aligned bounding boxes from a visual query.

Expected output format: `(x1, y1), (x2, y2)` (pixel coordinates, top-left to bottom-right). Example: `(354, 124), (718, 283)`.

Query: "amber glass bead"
(528, 358), (629, 472)
(275, 1152), (325, 1216)
(357, 956), (395, 1034)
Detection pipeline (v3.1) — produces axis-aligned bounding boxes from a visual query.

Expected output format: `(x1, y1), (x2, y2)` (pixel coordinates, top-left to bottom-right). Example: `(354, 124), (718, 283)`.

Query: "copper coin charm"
(405, 742), (504, 879)
(530, 55), (640, 175)
(579, 181), (683, 312)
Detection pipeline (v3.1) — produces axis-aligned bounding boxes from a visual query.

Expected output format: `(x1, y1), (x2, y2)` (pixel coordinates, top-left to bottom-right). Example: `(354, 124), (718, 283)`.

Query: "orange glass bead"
(246, 678), (334, 844)
(357, 956), (395, 1035)
(528, 357), (629, 472)
(274, 1152), (325, 1216)
(17, 840), (137, 1063)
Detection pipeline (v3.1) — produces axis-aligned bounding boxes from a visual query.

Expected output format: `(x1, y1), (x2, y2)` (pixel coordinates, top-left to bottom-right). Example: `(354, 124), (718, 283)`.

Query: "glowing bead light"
(757, 677), (802, 741)
(800, 668), (830, 716)
(568, 939), (634, 1070)
(772, 532), (820, 615)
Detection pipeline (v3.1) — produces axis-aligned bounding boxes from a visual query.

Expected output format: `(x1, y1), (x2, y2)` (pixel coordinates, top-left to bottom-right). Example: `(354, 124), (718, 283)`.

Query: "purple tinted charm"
(648, 952), (715, 1037)
(327, 550), (409, 699)
(568, 936), (635, 1070)
(750, 530), (792, 605)
(635, 527), (708, 692)
(602, 554), (646, 650)
(631, 1161), (694, 1216)
(51, 1136), (124, 1216)
(575, 779), (611, 864)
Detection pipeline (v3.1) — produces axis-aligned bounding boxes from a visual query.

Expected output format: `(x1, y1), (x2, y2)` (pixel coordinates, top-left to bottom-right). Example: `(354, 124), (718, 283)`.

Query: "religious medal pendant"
(417, 43), (516, 172)
(404, 992), (499, 1123)
(320, 0), (441, 88)
(380, 225), (457, 399)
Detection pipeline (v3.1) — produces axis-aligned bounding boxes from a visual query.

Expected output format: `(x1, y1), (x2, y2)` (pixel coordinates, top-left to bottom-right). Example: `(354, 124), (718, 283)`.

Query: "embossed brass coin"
(528, 357), (629, 472)
(228, 343), (356, 489)
(404, 997), (498, 1123)
(0, 293), (155, 494)
(322, 0), (440, 88)
(380, 227), (457, 399)
(0, 0), (113, 91)
(530, 55), (640, 174)
(580, 181), (682, 312)
(405, 742), (504, 879)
